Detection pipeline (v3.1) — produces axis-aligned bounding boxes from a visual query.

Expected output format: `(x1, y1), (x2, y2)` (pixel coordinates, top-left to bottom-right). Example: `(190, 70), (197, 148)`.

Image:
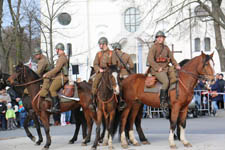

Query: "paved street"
(1, 110), (225, 150)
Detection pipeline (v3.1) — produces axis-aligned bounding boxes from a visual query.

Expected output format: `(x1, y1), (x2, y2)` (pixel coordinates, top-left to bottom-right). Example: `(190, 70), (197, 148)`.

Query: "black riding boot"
(160, 89), (169, 109)
(89, 94), (97, 112)
(48, 96), (60, 113)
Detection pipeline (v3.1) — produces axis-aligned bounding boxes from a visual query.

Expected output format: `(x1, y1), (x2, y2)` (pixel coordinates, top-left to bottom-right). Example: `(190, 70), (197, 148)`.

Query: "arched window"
(124, 7), (141, 33)
(204, 37), (210, 51)
(194, 38), (200, 52)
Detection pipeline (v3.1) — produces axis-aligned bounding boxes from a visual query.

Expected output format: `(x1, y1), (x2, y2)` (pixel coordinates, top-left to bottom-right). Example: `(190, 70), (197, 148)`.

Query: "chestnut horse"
(7, 63), (96, 150)
(120, 52), (215, 149)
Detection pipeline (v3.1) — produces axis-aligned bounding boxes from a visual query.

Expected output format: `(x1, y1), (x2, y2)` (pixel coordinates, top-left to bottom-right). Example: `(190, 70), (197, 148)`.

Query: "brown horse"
(7, 63), (96, 150)
(120, 52), (215, 149)
(91, 65), (121, 150)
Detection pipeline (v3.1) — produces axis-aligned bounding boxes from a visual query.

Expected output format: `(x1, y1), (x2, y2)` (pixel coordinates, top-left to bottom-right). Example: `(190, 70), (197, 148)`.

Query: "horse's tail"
(112, 106), (122, 139)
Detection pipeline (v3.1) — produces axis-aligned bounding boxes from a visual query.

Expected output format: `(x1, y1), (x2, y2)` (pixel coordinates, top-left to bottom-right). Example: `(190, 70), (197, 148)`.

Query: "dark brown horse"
(91, 65), (121, 150)
(7, 63), (96, 150)
(120, 52), (215, 149)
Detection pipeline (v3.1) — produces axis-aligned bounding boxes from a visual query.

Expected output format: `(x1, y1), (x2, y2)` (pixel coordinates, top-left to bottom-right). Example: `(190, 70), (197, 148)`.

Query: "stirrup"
(118, 101), (127, 111)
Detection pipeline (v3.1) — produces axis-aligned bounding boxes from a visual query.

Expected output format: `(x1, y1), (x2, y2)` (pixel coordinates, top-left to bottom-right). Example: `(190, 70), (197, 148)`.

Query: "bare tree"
(143, 0), (225, 71)
(37, 0), (70, 66)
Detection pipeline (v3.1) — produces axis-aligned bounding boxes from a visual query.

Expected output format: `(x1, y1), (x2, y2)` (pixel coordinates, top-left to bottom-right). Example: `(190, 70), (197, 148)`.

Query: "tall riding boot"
(160, 89), (169, 109)
(89, 94), (97, 112)
(48, 96), (60, 113)
(118, 92), (127, 111)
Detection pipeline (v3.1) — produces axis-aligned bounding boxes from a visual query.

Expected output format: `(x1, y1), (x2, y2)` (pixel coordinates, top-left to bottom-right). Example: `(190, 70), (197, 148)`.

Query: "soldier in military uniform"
(89, 37), (117, 112)
(112, 42), (134, 110)
(40, 43), (68, 113)
(24, 48), (50, 95)
(33, 47), (50, 77)
(147, 31), (181, 108)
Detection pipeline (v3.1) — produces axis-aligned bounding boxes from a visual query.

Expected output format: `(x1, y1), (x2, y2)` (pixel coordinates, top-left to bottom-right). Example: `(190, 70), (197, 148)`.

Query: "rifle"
(115, 50), (133, 74)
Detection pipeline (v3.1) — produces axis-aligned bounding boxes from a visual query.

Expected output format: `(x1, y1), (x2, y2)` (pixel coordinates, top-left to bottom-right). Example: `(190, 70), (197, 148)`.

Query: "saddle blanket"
(144, 82), (177, 93)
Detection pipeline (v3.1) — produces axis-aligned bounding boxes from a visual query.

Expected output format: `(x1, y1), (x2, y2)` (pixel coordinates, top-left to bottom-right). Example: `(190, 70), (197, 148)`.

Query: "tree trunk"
(212, 0), (225, 72)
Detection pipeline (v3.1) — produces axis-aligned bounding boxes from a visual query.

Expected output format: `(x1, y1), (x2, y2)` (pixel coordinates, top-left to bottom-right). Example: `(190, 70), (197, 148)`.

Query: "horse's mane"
(179, 59), (190, 67)
(24, 65), (40, 79)
(76, 81), (91, 92)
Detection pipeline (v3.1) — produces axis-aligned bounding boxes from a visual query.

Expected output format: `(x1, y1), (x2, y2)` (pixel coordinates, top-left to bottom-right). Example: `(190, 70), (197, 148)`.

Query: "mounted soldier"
(39, 43), (68, 113)
(147, 31), (181, 108)
(112, 42), (134, 110)
(89, 37), (117, 112)
(24, 47), (50, 95)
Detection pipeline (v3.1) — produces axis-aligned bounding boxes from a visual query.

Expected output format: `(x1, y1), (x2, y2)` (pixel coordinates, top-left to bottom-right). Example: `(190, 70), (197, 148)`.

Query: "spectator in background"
(0, 88), (11, 103)
(194, 79), (207, 109)
(0, 99), (7, 130)
(65, 110), (71, 125)
(210, 79), (220, 116)
(217, 73), (225, 109)
(5, 103), (16, 130)
(16, 98), (27, 128)
(5, 86), (18, 107)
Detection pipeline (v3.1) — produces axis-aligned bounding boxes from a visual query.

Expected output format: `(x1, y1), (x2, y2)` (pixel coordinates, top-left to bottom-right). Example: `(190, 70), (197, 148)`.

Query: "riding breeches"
(39, 76), (68, 97)
(154, 72), (169, 90)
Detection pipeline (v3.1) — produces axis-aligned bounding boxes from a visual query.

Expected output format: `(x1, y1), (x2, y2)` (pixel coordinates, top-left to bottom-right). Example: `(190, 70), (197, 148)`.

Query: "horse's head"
(7, 62), (39, 86)
(197, 52), (215, 81)
(107, 64), (120, 95)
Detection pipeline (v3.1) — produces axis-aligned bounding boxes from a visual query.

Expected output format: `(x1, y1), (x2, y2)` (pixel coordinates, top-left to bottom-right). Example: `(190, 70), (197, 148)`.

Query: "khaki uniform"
(147, 43), (178, 90)
(24, 55), (50, 95)
(40, 53), (68, 97)
(112, 50), (134, 78)
(92, 49), (116, 95)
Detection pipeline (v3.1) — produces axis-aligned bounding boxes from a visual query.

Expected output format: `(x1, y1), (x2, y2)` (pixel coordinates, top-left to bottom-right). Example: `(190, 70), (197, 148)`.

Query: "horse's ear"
(201, 51), (206, 56)
(210, 52), (214, 58)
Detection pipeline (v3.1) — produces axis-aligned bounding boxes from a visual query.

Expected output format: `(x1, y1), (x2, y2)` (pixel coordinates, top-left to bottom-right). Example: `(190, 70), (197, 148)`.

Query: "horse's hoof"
(68, 140), (74, 144)
(81, 142), (87, 146)
(133, 142), (141, 146)
(102, 142), (108, 146)
(170, 145), (177, 150)
(91, 147), (96, 150)
(109, 145), (114, 150)
(31, 136), (36, 142)
(184, 143), (192, 147)
(142, 140), (150, 145)
(35, 140), (42, 146)
(98, 139), (103, 143)
(121, 144), (128, 149)
(42, 147), (49, 150)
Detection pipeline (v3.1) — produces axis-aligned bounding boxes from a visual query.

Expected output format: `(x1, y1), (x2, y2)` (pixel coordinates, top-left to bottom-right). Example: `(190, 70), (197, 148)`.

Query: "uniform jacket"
(112, 50), (134, 76)
(93, 49), (113, 73)
(45, 53), (68, 78)
(210, 80), (221, 101)
(147, 43), (178, 74)
(36, 55), (50, 77)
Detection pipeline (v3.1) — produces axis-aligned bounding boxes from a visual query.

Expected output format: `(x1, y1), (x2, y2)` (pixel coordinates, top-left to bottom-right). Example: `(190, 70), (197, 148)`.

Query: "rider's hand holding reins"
(99, 68), (104, 73)
(158, 67), (162, 72)
(176, 65), (181, 70)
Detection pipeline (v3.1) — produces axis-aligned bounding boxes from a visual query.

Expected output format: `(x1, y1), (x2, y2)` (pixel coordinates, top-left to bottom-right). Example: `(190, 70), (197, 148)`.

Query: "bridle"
(11, 65), (42, 87)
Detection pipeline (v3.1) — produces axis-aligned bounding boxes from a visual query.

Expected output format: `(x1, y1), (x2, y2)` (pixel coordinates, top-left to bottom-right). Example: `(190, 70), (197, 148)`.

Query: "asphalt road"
(1, 109), (225, 150)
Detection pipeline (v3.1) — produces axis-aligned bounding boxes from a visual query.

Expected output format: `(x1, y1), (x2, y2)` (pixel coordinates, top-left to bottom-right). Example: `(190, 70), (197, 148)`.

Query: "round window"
(58, 12), (71, 26)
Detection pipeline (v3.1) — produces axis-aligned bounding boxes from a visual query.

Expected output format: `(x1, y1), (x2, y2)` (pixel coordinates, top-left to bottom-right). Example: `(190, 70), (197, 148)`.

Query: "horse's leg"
(102, 116), (109, 146)
(169, 106), (180, 149)
(108, 110), (116, 150)
(23, 112), (36, 142)
(178, 107), (192, 147)
(40, 111), (51, 150)
(69, 109), (81, 144)
(128, 102), (141, 146)
(82, 110), (93, 146)
(121, 105), (131, 149)
(99, 115), (106, 143)
(135, 104), (150, 144)
(32, 112), (43, 145)
(91, 109), (103, 150)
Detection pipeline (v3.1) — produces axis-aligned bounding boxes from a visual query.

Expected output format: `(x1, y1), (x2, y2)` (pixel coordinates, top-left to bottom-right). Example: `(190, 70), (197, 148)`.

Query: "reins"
(14, 78), (43, 87)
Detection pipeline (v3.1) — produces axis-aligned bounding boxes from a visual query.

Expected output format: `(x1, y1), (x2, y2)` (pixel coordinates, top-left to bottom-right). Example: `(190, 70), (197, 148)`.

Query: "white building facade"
(40, 0), (225, 81)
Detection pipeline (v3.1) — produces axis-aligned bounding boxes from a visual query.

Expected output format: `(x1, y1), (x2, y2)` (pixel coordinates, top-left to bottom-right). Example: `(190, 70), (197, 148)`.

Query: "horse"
(7, 63), (93, 150)
(120, 52), (215, 149)
(91, 65), (121, 150)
